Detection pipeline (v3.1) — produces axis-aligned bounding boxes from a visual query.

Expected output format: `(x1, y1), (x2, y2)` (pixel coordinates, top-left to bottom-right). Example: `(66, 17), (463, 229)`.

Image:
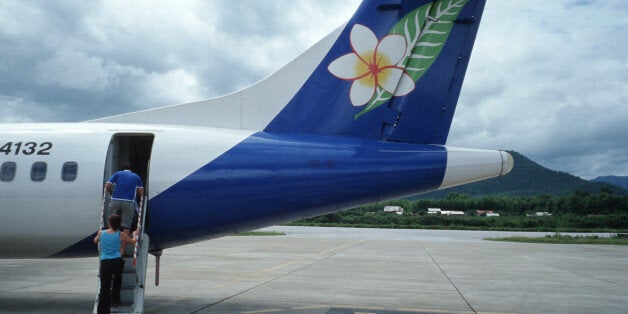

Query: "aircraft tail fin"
(264, 0), (487, 144)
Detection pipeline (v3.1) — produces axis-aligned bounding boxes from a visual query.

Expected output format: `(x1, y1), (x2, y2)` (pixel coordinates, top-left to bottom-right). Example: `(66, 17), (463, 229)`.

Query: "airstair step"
(110, 304), (134, 313)
(120, 285), (135, 304)
(121, 272), (136, 286)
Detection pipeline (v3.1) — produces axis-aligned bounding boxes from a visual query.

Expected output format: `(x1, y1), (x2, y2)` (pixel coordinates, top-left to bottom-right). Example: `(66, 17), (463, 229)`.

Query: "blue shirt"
(100, 230), (121, 260)
(108, 170), (143, 201)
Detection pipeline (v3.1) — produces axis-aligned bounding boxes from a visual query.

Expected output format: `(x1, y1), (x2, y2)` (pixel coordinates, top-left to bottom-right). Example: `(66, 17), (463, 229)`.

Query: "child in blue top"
(94, 214), (138, 313)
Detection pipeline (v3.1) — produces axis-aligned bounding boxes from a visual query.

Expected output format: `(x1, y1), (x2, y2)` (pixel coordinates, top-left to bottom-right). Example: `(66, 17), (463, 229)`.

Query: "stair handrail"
(99, 186), (108, 230)
(97, 186), (110, 253)
(132, 188), (146, 267)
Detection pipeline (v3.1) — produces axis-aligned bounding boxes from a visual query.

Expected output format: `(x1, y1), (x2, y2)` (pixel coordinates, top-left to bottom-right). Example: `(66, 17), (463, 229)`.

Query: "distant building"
(426, 208), (464, 216)
(441, 210), (465, 216)
(383, 206), (404, 215)
(476, 210), (499, 217)
(527, 212), (552, 217)
(427, 208), (441, 215)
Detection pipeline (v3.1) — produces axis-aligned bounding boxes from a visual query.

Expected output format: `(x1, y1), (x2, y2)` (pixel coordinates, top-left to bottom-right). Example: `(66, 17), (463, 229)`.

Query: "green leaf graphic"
(355, 0), (470, 119)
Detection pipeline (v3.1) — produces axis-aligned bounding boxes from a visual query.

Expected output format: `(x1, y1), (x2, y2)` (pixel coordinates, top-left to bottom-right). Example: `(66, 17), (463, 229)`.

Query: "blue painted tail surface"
(265, 0), (486, 145)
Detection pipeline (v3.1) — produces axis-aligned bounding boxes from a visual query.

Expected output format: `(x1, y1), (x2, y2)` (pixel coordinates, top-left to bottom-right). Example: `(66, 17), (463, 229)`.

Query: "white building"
(383, 206), (404, 215)
(441, 211), (465, 216)
(427, 208), (441, 215)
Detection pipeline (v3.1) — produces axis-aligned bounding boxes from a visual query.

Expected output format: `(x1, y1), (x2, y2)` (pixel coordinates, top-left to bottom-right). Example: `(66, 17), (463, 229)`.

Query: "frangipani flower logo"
(328, 24), (415, 107)
(327, 0), (470, 119)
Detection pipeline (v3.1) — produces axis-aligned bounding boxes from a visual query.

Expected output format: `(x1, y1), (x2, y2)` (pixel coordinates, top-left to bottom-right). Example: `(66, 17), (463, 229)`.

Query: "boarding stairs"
(93, 190), (150, 314)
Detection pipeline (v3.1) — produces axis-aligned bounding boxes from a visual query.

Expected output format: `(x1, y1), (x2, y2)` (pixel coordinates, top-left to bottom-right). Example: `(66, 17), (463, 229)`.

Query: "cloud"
(36, 47), (111, 91)
(0, 0), (359, 121)
(448, 0), (628, 178)
(0, 95), (60, 122)
(134, 69), (203, 108)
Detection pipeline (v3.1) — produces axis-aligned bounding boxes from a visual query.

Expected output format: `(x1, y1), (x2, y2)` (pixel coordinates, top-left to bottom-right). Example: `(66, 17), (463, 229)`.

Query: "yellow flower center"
(355, 50), (392, 87)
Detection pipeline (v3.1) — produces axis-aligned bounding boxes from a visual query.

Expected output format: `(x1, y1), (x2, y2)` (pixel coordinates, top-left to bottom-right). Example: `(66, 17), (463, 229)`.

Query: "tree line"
(405, 191), (627, 216)
(288, 192), (628, 232)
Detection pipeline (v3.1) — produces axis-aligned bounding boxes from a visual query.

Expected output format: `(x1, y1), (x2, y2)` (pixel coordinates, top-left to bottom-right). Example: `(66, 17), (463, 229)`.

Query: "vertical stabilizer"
(265, 0), (486, 144)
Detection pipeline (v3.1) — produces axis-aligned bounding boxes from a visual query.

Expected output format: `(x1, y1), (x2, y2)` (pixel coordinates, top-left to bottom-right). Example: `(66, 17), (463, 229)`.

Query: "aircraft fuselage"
(0, 123), (466, 258)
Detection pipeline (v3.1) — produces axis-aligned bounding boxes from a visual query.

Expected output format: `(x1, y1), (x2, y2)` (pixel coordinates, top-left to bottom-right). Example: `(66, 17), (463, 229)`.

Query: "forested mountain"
(591, 176), (628, 190)
(414, 151), (626, 199)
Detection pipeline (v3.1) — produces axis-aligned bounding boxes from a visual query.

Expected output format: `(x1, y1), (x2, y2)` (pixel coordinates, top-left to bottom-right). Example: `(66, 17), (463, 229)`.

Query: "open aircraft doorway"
(103, 133), (154, 229)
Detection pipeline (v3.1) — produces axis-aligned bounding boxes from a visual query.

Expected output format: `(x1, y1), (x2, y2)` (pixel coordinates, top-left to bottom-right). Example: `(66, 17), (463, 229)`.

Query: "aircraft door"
(103, 134), (154, 229)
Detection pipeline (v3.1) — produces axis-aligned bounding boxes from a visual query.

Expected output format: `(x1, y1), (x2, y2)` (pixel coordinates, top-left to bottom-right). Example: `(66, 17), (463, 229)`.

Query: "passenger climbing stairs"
(93, 190), (150, 313)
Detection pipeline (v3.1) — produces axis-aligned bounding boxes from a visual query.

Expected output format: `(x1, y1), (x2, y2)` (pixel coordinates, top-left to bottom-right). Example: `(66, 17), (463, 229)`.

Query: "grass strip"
(486, 234), (628, 245)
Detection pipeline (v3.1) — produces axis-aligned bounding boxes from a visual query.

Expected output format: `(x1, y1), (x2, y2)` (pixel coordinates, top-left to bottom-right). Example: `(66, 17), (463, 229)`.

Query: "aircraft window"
(31, 162), (47, 182)
(62, 162), (78, 181)
(1, 162), (17, 182)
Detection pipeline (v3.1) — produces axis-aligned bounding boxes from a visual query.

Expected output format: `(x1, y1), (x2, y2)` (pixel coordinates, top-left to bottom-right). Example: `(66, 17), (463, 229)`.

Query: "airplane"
(0, 0), (511, 260)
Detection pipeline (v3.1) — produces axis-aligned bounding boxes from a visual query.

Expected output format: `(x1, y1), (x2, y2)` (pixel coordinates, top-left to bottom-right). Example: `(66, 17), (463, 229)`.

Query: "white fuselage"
(0, 122), (512, 258)
(0, 123), (253, 257)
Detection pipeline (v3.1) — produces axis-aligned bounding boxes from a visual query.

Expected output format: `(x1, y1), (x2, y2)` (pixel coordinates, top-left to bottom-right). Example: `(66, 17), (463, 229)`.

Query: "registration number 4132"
(0, 142), (53, 156)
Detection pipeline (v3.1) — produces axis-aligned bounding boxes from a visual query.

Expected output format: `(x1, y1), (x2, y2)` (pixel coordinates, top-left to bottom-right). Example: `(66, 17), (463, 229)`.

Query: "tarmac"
(1, 226), (627, 313)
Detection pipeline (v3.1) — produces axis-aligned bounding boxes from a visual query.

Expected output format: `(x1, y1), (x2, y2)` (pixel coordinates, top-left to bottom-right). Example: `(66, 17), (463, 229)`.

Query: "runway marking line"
(241, 259), (304, 281)
(214, 259), (305, 288)
(319, 239), (365, 255)
(217, 239), (365, 289)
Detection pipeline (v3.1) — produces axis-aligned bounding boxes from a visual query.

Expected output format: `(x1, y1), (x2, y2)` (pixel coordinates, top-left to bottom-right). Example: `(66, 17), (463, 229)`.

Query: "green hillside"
(414, 151), (626, 199)
(592, 176), (628, 190)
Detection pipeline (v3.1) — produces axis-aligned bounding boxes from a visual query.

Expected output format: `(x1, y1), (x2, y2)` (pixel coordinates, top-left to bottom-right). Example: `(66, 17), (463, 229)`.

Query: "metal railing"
(132, 192), (145, 267)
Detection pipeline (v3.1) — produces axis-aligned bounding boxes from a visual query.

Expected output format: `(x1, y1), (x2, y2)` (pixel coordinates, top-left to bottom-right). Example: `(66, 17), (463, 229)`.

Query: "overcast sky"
(1, 0), (626, 179)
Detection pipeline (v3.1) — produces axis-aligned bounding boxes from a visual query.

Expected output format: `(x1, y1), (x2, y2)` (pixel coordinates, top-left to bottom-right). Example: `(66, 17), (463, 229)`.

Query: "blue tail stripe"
(145, 132), (447, 249)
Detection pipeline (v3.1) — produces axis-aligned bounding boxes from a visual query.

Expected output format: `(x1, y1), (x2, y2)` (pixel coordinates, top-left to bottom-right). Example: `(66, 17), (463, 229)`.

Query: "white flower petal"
(328, 53), (368, 79)
(350, 79), (375, 107)
(392, 72), (415, 96)
(376, 34), (406, 66)
(350, 24), (378, 60)
(379, 67), (404, 94)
